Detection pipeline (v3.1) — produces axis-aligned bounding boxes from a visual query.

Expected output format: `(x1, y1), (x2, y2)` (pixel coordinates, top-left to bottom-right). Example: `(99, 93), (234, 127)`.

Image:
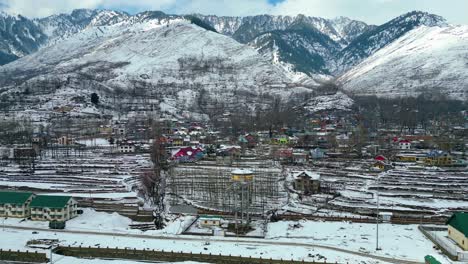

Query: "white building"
(0, 191), (35, 218)
(398, 140), (411, 150)
(118, 143), (136, 153)
(30, 195), (78, 221)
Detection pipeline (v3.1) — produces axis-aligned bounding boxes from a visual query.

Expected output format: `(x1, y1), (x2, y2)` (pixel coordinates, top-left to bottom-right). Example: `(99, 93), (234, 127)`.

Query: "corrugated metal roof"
(30, 195), (72, 209)
(447, 212), (468, 237)
(0, 191), (33, 205)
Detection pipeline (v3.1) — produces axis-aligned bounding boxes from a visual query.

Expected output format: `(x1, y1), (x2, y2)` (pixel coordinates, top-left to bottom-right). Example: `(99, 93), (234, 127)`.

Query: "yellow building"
(231, 169), (254, 182)
(395, 153), (425, 162)
(447, 212), (468, 251)
(425, 150), (453, 166)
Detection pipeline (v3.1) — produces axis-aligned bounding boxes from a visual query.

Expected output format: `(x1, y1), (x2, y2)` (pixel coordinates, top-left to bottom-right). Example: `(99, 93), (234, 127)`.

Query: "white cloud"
(0, 0), (466, 25)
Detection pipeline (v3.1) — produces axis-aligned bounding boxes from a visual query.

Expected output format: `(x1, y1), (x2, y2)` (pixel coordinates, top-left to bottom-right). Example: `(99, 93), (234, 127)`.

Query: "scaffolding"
(167, 159), (284, 215)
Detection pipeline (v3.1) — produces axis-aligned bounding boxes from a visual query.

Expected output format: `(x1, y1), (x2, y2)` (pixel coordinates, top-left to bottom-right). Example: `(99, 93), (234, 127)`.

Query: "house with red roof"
(398, 139), (411, 150)
(171, 147), (204, 163)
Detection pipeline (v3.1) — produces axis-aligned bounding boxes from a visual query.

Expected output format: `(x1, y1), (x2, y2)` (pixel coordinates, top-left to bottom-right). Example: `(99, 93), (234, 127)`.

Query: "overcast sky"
(0, 0), (466, 25)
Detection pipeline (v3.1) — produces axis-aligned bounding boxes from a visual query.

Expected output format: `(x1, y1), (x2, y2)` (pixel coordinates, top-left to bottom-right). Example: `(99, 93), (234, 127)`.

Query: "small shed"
(199, 215), (223, 227)
(379, 212), (393, 222)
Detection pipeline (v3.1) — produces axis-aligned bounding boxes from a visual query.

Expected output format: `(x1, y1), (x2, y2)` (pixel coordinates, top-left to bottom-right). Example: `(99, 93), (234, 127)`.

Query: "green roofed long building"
(447, 212), (468, 251)
(30, 195), (78, 221)
(0, 191), (35, 218)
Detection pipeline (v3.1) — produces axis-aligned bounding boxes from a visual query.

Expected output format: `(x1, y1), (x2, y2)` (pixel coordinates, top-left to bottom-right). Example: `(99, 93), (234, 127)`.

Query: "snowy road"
(2, 225), (424, 264)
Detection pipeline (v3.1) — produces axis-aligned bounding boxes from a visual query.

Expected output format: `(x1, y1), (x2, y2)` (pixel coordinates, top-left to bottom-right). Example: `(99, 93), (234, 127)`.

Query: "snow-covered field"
(0, 209), (453, 264)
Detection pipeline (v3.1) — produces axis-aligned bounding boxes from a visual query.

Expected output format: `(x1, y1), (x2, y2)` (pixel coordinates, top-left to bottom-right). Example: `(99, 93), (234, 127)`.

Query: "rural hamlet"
(0, 0), (467, 264)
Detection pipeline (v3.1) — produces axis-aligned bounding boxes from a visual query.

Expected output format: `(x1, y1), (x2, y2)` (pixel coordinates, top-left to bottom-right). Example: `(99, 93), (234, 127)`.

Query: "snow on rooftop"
(231, 169), (253, 175)
(291, 170), (320, 180)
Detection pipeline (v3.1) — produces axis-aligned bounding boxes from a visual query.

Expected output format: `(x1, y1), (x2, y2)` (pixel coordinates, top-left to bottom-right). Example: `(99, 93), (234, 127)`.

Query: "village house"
(373, 155), (392, 171)
(171, 146), (204, 163)
(12, 147), (37, 161)
(199, 215), (223, 227)
(292, 171), (321, 195)
(310, 148), (326, 159)
(30, 195), (78, 222)
(292, 152), (308, 165)
(425, 150), (454, 166)
(446, 212), (468, 251)
(395, 153), (426, 163)
(57, 135), (75, 145)
(0, 191), (35, 218)
(117, 141), (136, 153)
(0, 146), (11, 159)
(112, 124), (126, 137)
(398, 139), (411, 150)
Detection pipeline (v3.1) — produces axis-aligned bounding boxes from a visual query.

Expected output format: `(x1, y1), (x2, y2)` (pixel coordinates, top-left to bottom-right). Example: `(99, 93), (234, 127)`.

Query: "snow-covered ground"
(0, 209), (452, 264)
(267, 220), (450, 263)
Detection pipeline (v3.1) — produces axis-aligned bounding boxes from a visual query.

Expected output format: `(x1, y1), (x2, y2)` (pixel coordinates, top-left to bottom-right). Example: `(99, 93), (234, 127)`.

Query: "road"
(2, 225), (423, 264)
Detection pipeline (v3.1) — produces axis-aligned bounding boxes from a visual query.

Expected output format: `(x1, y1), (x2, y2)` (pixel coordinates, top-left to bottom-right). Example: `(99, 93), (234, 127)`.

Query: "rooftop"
(446, 212), (468, 237)
(292, 171), (320, 180)
(30, 195), (72, 209)
(0, 191), (34, 205)
(231, 169), (253, 175)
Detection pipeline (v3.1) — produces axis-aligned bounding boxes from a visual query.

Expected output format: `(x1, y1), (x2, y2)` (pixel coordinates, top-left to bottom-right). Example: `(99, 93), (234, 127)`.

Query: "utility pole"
(376, 172), (385, 251)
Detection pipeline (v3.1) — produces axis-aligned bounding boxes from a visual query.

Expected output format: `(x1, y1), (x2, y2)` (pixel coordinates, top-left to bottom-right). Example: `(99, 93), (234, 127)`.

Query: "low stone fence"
(418, 225), (467, 261)
(54, 246), (341, 264)
(0, 249), (48, 263)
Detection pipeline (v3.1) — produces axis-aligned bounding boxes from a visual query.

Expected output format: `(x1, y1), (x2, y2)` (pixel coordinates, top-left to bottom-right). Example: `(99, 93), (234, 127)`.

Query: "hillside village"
(0, 103), (467, 263)
(0, 3), (467, 264)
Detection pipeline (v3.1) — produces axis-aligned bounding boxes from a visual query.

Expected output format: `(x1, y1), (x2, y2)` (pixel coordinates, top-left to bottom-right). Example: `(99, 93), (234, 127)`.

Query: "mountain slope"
(249, 26), (341, 76)
(0, 18), (343, 119)
(34, 9), (130, 44)
(338, 25), (468, 100)
(198, 14), (373, 46)
(336, 11), (448, 73)
(0, 11), (47, 65)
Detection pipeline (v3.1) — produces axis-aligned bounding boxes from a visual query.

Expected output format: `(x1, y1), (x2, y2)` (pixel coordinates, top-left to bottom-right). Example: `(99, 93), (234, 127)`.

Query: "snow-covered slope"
(34, 9), (130, 44)
(1, 18), (347, 119)
(0, 11), (47, 65)
(336, 11), (448, 73)
(198, 14), (373, 46)
(339, 25), (468, 100)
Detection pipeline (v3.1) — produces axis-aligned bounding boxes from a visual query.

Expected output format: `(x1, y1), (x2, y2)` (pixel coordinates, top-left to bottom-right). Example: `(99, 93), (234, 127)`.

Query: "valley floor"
(0, 209), (453, 264)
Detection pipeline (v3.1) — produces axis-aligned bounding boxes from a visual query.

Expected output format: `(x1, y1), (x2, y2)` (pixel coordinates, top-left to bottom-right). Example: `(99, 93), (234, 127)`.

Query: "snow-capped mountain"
(197, 14), (374, 46)
(336, 11), (448, 73)
(197, 13), (374, 77)
(338, 25), (468, 100)
(0, 11), (47, 65)
(34, 9), (130, 43)
(0, 17), (345, 119)
(249, 25), (341, 76)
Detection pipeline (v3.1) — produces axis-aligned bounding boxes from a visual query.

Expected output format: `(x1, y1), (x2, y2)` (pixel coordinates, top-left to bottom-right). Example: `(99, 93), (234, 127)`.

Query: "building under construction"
(167, 159), (285, 215)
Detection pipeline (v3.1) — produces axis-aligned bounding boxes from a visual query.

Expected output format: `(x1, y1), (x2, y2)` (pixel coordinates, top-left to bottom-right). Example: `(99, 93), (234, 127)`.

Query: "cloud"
(0, 0), (177, 17)
(0, 0), (466, 25)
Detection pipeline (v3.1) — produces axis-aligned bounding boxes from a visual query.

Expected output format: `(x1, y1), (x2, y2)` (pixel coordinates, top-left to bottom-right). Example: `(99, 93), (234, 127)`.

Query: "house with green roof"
(0, 191), (35, 218)
(30, 195), (78, 222)
(447, 212), (468, 251)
